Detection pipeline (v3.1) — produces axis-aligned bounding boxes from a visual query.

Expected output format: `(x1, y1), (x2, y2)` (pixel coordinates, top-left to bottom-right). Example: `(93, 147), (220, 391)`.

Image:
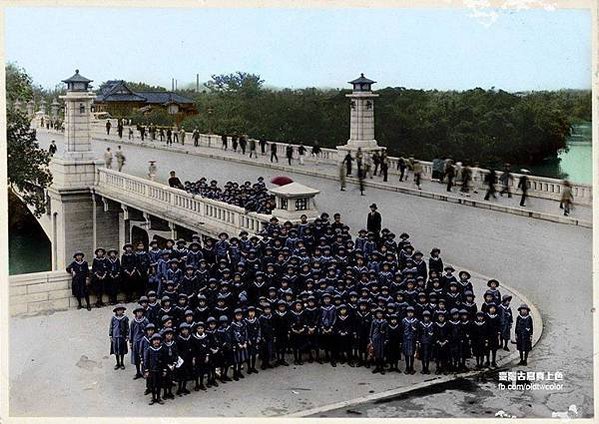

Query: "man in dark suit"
(367, 203), (382, 242)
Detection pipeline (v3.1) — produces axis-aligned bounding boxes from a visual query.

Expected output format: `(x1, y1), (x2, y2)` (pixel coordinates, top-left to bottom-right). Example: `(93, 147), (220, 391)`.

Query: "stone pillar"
(169, 221), (178, 240)
(26, 99), (35, 117)
(47, 70), (105, 269)
(337, 73), (380, 155)
(51, 98), (60, 119)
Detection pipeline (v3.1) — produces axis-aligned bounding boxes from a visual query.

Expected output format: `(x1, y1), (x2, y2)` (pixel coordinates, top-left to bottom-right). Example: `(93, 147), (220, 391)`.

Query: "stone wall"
(9, 270), (122, 316)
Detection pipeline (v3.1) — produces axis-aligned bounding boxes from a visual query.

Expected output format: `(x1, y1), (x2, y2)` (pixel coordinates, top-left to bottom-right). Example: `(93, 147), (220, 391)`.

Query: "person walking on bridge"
(239, 135), (247, 155)
(343, 152), (353, 176)
(380, 151), (389, 182)
(148, 161), (157, 181)
(104, 147), (113, 169)
(517, 169), (530, 207)
(499, 163), (513, 198)
(445, 159), (455, 192)
(48, 140), (57, 156)
(270, 142), (279, 163)
(106, 120), (112, 135)
(484, 169), (497, 201)
(193, 128), (200, 147)
(286, 145), (294, 165)
(298, 143), (306, 165)
(249, 137), (257, 158)
(222, 134), (228, 150)
(179, 127), (186, 145)
(257, 138), (265, 155)
(560, 180), (574, 216)
(166, 128), (172, 145)
(117, 119), (124, 139)
(412, 160), (423, 190)
(115, 146), (126, 172)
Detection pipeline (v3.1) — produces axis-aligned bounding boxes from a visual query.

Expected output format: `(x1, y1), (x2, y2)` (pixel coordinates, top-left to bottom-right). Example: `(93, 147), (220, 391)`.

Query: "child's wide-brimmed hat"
(502, 294), (513, 302)
(113, 304), (126, 313)
(487, 279), (500, 287)
(133, 306), (145, 314)
(459, 270), (471, 279)
(518, 304), (531, 312)
(94, 247), (106, 255)
(73, 251), (85, 258)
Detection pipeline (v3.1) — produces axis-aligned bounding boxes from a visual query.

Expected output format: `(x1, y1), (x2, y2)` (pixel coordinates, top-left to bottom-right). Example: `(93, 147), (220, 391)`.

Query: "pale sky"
(4, 7), (592, 91)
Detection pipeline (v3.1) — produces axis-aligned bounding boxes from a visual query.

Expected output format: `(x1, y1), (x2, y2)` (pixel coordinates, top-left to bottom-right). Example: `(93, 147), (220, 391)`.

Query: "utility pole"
(196, 73), (199, 92)
(171, 78), (174, 91)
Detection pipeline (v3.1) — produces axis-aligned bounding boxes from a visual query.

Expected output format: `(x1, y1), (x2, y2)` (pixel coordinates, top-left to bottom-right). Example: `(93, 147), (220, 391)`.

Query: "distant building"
(93, 80), (197, 119)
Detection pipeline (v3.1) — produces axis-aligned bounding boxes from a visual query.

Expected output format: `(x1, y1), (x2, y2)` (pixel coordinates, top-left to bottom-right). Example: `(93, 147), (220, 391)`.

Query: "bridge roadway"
(28, 130), (593, 417)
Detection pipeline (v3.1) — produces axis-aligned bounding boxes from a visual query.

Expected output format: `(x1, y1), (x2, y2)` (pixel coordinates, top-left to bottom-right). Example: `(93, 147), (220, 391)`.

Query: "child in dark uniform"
(144, 333), (166, 405)
(499, 294), (513, 351)
(67, 252), (91, 310)
(130, 306), (149, 379)
(192, 322), (210, 391)
(231, 309), (249, 380)
(369, 308), (388, 374)
(515, 304), (533, 365)
(416, 310), (434, 374)
(245, 306), (261, 373)
(141, 323), (157, 395)
(161, 328), (178, 400)
(109, 304), (129, 370)
(471, 311), (488, 369)
(92, 248), (108, 307)
(176, 323), (194, 396)
(485, 303), (501, 368)
(433, 313), (449, 374)
(401, 306), (419, 374)
(386, 314), (402, 372)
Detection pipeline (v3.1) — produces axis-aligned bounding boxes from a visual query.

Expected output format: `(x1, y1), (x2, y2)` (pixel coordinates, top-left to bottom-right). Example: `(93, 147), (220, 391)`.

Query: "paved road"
(32, 130), (594, 418)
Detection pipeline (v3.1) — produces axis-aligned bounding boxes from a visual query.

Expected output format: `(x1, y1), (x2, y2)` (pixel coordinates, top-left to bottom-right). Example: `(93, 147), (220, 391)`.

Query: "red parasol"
(270, 176), (294, 186)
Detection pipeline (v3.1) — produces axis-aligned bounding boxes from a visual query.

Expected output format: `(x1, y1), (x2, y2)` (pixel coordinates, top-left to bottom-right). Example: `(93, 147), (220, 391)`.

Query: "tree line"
(178, 73), (590, 167)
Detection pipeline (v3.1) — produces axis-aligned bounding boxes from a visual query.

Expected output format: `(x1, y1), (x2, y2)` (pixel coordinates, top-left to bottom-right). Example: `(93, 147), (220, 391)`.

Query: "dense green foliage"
(6, 108), (53, 216)
(181, 73), (591, 167)
(6, 64), (53, 216)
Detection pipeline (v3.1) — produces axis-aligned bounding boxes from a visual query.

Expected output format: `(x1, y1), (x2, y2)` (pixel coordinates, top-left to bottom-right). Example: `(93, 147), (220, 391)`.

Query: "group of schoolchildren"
(182, 176), (275, 214)
(74, 211), (534, 406)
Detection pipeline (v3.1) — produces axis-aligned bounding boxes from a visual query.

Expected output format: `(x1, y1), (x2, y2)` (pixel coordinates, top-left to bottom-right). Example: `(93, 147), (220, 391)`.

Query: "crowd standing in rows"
(68, 206), (534, 406)
(172, 174), (274, 215)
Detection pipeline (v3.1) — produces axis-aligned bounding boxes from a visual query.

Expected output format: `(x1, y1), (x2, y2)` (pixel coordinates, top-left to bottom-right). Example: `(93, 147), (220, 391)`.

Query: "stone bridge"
(8, 71), (593, 417)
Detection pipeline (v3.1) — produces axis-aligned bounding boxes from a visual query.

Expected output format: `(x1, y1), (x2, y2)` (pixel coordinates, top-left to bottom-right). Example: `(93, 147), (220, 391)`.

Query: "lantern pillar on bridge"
(337, 73), (382, 160)
(47, 70), (115, 270)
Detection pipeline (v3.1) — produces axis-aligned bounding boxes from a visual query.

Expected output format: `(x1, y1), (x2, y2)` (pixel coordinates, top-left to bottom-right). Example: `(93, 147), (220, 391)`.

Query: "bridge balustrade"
(76, 123), (595, 205)
(95, 168), (271, 236)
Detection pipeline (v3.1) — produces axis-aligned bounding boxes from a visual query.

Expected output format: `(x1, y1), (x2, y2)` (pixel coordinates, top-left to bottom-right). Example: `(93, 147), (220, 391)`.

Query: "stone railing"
(87, 122), (593, 205)
(95, 168), (270, 236)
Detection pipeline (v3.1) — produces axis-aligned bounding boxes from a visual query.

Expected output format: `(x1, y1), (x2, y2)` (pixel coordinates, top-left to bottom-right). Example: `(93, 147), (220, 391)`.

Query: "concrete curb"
(92, 135), (591, 229)
(286, 266), (544, 418)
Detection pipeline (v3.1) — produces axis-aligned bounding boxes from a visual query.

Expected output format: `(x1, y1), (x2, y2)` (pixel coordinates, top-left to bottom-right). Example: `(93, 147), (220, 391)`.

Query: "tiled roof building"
(94, 80), (197, 118)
